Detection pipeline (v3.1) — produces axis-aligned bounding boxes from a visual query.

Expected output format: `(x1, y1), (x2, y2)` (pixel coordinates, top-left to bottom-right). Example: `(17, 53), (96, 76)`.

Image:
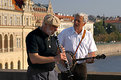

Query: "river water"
(87, 54), (121, 72)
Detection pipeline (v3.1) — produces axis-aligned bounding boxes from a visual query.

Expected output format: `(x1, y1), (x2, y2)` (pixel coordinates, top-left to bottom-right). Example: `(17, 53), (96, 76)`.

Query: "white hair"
(74, 13), (88, 23)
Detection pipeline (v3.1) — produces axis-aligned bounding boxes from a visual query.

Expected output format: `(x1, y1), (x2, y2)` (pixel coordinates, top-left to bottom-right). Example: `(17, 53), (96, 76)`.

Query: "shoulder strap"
(73, 30), (86, 59)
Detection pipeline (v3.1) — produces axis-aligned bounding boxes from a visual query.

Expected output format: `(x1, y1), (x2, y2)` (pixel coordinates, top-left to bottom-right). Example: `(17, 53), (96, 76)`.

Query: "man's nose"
(55, 27), (58, 31)
(76, 20), (79, 24)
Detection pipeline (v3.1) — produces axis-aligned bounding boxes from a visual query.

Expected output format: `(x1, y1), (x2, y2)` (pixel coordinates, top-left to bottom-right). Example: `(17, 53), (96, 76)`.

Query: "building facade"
(0, 0), (36, 70)
(32, 0), (54, 27)
(55, 13), (74, 33)
(0, 0), (54, 70)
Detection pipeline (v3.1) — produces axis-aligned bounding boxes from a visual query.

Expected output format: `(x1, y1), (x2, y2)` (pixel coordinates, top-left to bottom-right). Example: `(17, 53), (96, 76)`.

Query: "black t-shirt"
(26, 27), (58, 71)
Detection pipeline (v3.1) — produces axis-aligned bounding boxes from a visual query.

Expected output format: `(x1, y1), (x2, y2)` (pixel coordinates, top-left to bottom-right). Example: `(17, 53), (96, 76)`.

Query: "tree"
(105, 23), (117, 34)
(94, 20), (107, 36)
(94, 20), (121, 42)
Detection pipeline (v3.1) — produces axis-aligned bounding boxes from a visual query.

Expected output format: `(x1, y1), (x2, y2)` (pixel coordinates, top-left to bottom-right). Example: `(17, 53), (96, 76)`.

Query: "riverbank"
(96, 42), (121, 56)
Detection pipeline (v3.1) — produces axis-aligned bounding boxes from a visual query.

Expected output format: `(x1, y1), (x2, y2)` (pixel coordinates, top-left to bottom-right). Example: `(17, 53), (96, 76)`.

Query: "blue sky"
(33, 0), (121, 17)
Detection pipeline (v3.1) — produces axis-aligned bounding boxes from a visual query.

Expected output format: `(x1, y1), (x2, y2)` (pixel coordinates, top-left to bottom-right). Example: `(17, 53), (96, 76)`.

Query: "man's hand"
(86, 58), (94, 63)
(86, 52), (96, 64)
(55, 46), (67, 63)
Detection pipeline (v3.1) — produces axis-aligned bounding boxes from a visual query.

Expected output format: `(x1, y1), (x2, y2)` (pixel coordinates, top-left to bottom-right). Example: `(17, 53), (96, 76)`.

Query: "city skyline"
(33, 0), (121, 17)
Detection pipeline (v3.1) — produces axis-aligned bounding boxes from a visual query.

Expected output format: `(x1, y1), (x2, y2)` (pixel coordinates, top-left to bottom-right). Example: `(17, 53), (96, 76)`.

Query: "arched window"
(0, 63), (2, 69)
(0, 34), (2, 52)
(4, 35), (8, 52)
(10, 34), (13, 52)
(18, 60), (21, 70)
(10, 62), (13, 69)
(5, 62), (8, 69)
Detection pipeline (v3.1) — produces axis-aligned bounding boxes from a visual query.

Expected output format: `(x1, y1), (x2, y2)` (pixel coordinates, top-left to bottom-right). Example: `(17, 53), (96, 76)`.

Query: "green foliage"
(94, 20), (107, 35)
(105, 23), (117, 34)
(94, 21), (121, 42)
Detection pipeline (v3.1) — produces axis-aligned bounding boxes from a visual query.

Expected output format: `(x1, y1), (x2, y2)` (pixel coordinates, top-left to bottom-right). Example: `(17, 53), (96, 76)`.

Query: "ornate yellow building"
(0, 0), (35, 70)
(0, 0), (53, 70)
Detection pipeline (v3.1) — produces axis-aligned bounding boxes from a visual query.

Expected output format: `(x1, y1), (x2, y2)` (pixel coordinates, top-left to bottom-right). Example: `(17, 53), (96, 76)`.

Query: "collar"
(38, 27), (49, 38)
(71, 27), (84, 35)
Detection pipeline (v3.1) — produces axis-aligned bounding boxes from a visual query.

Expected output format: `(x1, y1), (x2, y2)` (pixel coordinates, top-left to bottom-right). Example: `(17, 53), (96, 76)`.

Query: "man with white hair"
(26, 14), (67, 80)
(58, 13), (97, 80)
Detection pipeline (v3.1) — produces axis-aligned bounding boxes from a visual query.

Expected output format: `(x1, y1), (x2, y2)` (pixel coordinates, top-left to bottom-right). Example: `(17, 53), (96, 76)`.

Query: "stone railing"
(0, 70), (121, 80)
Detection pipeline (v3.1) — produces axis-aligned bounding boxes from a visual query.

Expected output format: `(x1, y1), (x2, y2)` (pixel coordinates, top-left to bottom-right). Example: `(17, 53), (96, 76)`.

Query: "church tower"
(47, 0), (54, 14)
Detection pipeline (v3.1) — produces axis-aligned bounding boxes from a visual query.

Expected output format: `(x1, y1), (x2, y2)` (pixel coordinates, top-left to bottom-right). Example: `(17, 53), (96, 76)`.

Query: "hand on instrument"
(86, 58), (94, 63)
(55, 46), (67, 63)
(86, 52), (96, 63)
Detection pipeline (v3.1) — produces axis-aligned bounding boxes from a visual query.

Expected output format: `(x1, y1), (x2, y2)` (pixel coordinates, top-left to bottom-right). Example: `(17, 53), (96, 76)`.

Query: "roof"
(105, 20), (121, 23)
(33, 3), (47, 9)
(12, 0), (24, 11)
(105, 17), (121, 23)
(33, 3), (47, 12)
(55, 14), (74, 21)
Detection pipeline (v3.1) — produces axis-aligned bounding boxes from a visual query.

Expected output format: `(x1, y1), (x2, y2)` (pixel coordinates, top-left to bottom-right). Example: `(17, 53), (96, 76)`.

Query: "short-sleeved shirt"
(58, 27), (97, 64)
(26, 27), (58, 71)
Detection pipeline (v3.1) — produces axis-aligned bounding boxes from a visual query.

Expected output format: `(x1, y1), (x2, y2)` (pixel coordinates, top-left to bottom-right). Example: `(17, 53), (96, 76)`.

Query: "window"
(4, 16), (7, 25)
(26, 18), (29, 26)
(5, 3), (7, 6)
(4, 35), (8, 52)
(0, 34), (2, 52)
(5, 62), (8, 69)
(10, 0), (12, 7)
(17, 17), (20, 25)
(24, 17), (25, 24)
(17, 38), (21, 48)
(0, 63), (2, 69)
(30, 18), (31, 25)
(15, 16), (17, 25)
(4, 0), (7, 7)
(10, 62), (13, 69)
(0, 0), (2, 5)
(10, 34), (13, 52)
(18, 17), (20, 25)
(10, 17), (12, 25)
(18, 61), (21, 70)
(0, 16), (1, 25)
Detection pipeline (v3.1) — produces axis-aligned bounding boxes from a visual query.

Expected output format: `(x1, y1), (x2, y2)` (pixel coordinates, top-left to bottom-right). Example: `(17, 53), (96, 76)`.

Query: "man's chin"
(49, 32), (54, 36)
(74, 25), (79, 27)
(74, 24), (79, 27)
